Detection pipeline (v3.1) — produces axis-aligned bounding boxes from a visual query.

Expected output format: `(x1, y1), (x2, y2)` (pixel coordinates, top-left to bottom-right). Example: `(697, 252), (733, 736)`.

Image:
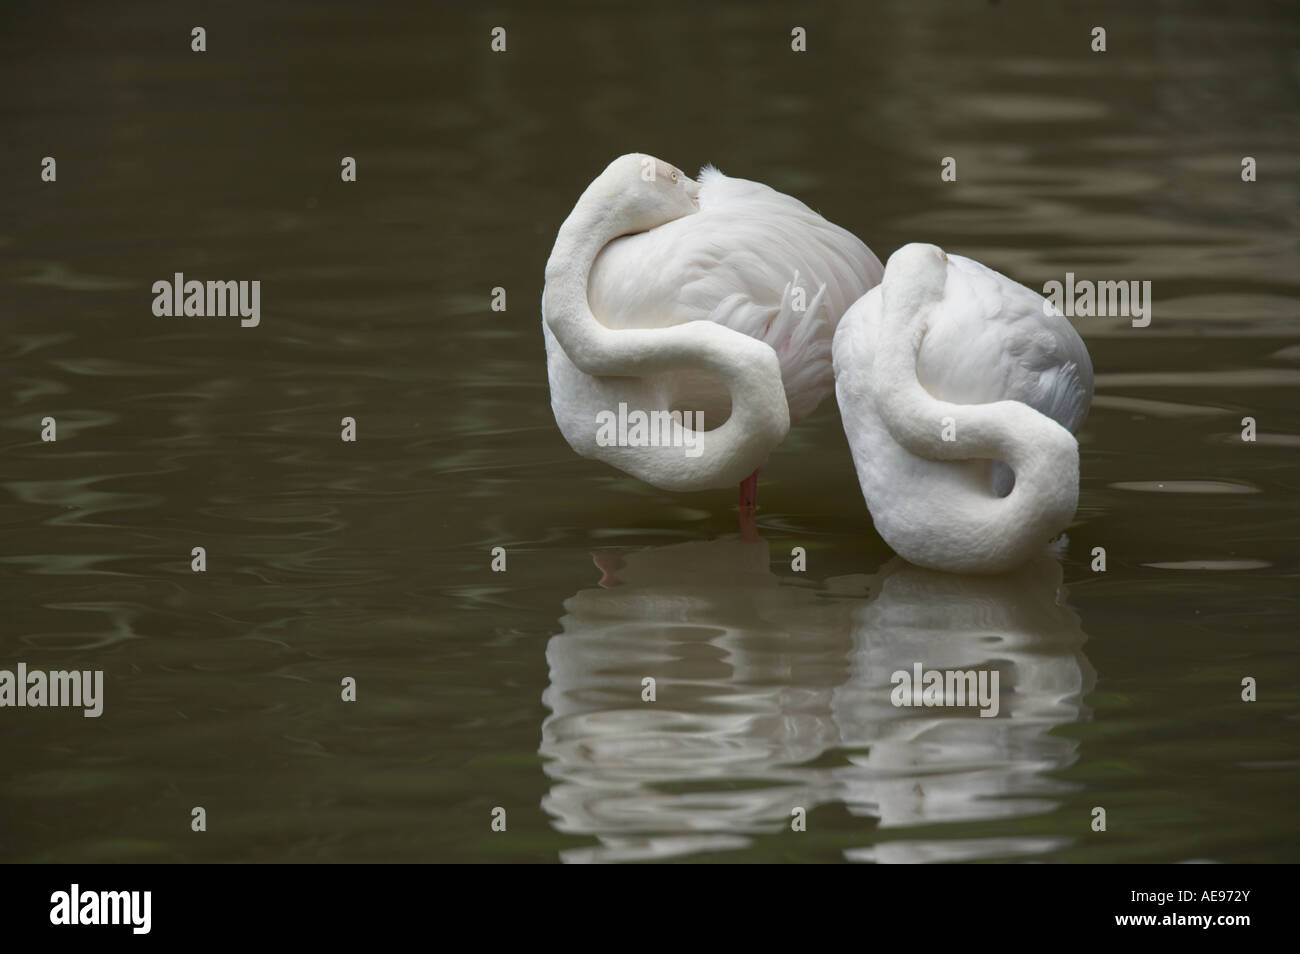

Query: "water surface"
(1, 0), (1297, 862)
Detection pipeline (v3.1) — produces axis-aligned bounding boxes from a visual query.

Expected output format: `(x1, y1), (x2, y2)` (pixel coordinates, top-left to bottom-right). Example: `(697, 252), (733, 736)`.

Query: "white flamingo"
(833, 243), (1093, 573)
(542, 153), (882, 529)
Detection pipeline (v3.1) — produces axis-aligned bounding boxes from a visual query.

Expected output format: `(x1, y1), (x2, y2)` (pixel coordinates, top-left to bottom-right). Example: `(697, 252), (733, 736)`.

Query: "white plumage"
(913, 254), (1091, 438)
(834, 243), (1093, 573)
(587, 166), (878, 422)
(543, 154), (883, 493)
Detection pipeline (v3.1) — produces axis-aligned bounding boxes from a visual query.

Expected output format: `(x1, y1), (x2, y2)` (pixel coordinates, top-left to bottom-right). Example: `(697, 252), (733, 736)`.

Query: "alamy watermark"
(0, 664), (103, 717)
(50, 884), (150, 934)
(595, 402), (703, 458)
(890, 663), (1000, 718)
(1043, 273), (1151, 327)
(152, 273), (260, 327)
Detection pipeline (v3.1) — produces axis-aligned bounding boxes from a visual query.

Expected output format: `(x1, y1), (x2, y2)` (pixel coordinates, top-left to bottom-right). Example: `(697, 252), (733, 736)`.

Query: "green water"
(1, 0), (1297, 862)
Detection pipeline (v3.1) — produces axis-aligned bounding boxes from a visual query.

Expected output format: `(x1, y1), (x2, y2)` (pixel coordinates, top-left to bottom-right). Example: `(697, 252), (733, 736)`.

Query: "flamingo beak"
(683, 177), (701, 206)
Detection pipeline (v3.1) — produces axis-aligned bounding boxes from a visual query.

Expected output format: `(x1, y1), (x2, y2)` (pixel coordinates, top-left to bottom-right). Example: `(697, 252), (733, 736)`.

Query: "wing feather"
(916, 254), (1093, 434)
(588, 167), (883, 423)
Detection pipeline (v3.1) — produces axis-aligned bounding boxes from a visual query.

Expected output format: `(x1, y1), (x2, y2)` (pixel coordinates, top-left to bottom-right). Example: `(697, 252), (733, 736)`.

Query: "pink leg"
(739, 469), (759, 541)
(739, 470), (759, 511)
(592, 551), (625, 588)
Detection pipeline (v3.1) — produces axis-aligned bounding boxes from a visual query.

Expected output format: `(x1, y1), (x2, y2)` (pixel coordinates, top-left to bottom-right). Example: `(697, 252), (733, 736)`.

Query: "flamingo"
(833, 243), (1093, 574)
(542, 153), (882, 533)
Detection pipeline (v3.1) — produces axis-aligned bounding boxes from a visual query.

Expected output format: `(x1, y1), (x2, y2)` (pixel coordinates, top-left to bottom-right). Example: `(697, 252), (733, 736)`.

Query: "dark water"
(2, 0), (1298, 862)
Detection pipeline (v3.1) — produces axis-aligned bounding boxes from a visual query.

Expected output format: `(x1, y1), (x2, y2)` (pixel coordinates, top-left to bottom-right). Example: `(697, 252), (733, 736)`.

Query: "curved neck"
(542, 181), (790, 488)
(543, 189), (626, 371)
(872, 281), (1079, 567)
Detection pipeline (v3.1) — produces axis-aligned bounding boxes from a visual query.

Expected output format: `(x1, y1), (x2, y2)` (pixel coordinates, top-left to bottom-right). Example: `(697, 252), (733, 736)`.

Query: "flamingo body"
(833, 244), (1093, 573)
(544, 155), (883, 492)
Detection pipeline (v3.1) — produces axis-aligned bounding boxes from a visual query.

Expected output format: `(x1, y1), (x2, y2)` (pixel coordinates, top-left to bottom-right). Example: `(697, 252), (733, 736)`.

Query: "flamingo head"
(883, 243), (950, 314)
(595, 153), (700, 234)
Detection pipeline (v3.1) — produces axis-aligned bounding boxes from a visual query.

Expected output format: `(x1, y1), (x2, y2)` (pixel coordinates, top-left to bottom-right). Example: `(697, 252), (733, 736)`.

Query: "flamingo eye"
(670, 171), (678, 182)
